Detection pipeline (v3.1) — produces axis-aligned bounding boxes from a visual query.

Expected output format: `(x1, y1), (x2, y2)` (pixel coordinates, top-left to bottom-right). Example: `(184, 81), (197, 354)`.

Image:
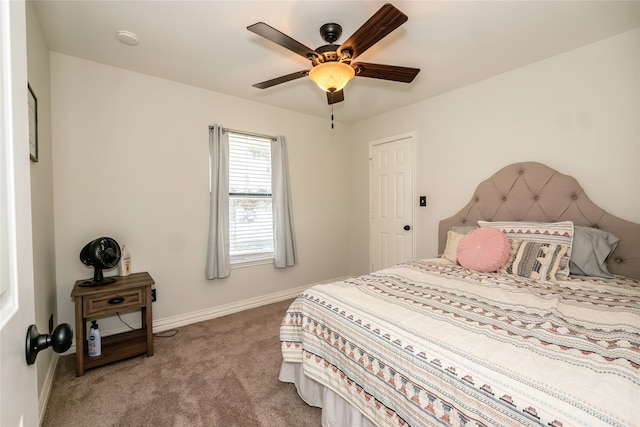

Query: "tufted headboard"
(438, 162), (640, 280)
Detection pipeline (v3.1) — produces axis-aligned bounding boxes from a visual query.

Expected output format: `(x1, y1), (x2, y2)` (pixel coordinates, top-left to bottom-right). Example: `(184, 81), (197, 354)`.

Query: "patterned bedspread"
(280, 259), (640, 427)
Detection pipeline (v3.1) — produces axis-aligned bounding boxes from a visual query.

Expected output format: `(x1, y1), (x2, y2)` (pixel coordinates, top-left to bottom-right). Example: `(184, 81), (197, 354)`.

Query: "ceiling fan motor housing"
(312, 46), (343, 65)
(313, 23), (351, 65)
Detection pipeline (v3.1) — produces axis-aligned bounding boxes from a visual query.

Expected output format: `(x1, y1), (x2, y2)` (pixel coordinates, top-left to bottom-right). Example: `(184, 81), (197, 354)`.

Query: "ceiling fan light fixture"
(309, 62), (355, 93)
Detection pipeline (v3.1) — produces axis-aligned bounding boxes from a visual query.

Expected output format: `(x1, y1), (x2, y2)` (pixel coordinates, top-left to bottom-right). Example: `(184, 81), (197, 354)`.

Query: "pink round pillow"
(456, 227), (510, 272)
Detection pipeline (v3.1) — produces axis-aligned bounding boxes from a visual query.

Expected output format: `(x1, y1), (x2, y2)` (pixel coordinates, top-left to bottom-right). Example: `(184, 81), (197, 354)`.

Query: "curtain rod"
(211, 125), (276, 141)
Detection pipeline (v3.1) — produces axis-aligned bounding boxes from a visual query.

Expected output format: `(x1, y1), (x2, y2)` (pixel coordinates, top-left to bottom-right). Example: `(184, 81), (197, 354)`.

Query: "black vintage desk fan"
(79, 237), (121, 286)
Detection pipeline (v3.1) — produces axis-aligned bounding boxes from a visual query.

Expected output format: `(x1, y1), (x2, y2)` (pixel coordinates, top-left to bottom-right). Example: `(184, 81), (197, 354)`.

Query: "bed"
(279, 162), (640, 427)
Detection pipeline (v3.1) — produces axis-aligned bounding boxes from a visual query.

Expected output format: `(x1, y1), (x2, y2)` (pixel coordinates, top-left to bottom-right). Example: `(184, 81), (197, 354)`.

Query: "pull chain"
(331, 103), (334, 129)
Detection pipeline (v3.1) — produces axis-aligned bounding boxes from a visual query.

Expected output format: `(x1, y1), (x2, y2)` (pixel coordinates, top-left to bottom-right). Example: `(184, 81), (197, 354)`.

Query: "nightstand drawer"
(83, 288), (145, 317)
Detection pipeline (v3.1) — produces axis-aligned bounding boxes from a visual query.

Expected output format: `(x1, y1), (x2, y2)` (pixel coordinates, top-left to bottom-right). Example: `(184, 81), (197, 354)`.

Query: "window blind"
(228, 133), (273, 261)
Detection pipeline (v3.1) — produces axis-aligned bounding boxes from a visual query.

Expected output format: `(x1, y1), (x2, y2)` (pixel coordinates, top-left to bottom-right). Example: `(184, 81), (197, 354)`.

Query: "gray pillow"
(569, 226), (619, 278)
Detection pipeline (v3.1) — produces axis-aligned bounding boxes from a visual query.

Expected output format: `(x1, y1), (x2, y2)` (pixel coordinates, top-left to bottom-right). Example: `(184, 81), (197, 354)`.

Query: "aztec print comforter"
(280, 258), (640, 427)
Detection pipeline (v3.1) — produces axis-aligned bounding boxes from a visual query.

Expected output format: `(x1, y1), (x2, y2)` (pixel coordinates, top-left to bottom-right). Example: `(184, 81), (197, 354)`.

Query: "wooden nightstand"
(71, 272), (154, 376)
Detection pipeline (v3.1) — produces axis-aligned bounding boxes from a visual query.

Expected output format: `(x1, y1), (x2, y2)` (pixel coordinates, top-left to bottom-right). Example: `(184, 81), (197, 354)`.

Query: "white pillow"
(442, 231), (465, 263)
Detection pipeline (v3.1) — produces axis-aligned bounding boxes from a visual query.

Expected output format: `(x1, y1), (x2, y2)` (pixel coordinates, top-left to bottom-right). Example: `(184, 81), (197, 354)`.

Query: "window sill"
(230, 256), (274, 269)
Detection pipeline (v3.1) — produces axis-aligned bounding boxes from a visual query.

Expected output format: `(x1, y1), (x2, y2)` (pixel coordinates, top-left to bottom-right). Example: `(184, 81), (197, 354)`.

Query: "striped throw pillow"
(501, 239), (569, 281)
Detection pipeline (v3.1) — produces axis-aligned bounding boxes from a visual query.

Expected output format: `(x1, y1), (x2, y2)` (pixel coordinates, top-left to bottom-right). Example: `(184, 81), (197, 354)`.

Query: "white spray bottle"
(88, 320), (101, 357)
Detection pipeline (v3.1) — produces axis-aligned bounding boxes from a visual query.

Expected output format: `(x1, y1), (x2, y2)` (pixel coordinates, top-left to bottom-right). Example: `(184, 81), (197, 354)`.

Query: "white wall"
(25, 1), (58, 412)
(50, 54), (353, 333)
(349, 29), (640, 275)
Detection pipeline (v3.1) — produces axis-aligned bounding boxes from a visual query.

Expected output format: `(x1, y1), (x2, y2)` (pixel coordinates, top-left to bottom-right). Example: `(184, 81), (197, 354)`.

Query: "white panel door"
(0, 1), (39, 425)
(369, 135), (414, 272)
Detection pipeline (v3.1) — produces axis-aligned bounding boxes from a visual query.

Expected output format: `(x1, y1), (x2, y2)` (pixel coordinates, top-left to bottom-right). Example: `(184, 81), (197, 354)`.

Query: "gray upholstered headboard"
(438, 162), (640, 280)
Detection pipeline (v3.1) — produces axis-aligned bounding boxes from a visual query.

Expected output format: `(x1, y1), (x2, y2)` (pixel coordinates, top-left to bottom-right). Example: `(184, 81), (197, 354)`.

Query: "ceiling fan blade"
(353, 62), (420, 83)
(248, 22), (318, 60)
(327, 90), (345, 105)
(338, 3), (408, 61)
(253, 70), (309, 89)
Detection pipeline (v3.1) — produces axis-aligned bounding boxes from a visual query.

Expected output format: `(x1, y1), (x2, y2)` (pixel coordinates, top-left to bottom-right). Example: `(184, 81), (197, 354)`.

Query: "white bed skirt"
(279, 361), (377, 427)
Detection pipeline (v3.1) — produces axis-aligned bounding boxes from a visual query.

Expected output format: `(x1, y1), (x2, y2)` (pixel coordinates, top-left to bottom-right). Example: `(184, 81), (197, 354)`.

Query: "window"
(228, 132), (273, 263)
(207, 124), (296, 279)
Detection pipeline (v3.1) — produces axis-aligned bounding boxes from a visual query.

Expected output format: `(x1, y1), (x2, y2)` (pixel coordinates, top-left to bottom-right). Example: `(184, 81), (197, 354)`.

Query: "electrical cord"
(154, 329), (179, 338)
(116, 312), (179, 338)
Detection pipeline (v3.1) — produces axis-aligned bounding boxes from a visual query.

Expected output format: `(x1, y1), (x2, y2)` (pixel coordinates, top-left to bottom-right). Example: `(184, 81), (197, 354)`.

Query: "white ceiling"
(32, 1), (640, 124)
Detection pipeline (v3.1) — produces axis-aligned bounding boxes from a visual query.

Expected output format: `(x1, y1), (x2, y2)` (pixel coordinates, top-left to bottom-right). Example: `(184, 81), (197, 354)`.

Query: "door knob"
(25, 323), (73, 365)
(404, 225), (411, 231)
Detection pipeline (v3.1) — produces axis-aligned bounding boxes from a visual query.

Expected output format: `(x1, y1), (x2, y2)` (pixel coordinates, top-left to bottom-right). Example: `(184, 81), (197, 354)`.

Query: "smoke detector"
(116, 30), (139, 46)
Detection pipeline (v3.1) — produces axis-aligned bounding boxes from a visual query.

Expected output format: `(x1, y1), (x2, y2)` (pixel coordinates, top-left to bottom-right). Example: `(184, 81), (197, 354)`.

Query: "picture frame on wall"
(28, 83), (38, 162)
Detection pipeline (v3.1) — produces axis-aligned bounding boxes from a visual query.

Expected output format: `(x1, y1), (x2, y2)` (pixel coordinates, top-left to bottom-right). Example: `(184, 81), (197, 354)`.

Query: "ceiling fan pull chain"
(331, 104), (334, 129)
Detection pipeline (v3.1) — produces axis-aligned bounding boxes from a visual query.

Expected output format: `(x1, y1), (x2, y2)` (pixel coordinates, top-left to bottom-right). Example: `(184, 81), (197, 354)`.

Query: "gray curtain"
(205, 124), (231, 279)
(272, 136), (297, 268)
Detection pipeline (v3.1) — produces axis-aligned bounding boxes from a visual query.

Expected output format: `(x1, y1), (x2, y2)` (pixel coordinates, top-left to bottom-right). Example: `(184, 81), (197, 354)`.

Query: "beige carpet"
(42, 299), (322, 426)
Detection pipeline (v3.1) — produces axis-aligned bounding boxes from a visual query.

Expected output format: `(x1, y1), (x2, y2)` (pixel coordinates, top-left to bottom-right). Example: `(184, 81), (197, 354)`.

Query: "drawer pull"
(107, 297), (125, 305)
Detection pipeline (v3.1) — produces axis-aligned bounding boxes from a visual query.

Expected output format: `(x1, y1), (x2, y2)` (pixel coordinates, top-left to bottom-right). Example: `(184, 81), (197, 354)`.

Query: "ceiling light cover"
(309, 62), (355, 93)
(116, 31), (139, 46)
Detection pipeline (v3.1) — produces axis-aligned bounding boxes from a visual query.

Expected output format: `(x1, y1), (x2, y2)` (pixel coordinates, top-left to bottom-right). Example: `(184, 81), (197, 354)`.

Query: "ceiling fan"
(247, 3), (420, 105)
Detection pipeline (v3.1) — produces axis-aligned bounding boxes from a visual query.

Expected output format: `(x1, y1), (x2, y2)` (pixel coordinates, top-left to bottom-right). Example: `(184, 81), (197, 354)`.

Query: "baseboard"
(63, 276), (349, 355)
(151, 283), (310, 333)
(38, 352), (59, 425)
